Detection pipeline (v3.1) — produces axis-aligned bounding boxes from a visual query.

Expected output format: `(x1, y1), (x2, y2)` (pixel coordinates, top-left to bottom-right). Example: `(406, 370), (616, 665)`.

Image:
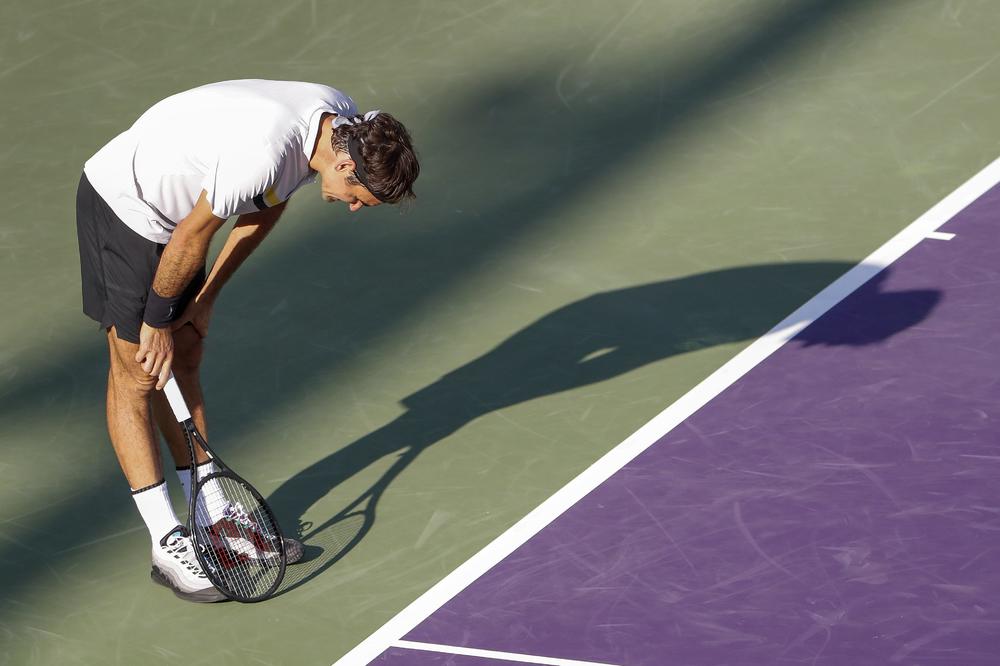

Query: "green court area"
(2, 1), (999, 664)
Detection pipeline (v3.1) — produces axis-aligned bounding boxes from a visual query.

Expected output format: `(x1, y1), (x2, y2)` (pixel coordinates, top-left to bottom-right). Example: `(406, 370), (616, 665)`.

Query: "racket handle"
(163, 373), (192, 423)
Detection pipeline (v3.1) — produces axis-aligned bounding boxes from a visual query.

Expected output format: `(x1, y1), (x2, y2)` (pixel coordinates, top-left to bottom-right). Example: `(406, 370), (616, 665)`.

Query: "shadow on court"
(274, 264), (940, 593)
(0, 0), (884, 620)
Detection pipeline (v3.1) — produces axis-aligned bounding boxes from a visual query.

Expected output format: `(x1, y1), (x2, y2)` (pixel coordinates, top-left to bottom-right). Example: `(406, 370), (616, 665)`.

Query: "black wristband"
(144, 287), (181, 328)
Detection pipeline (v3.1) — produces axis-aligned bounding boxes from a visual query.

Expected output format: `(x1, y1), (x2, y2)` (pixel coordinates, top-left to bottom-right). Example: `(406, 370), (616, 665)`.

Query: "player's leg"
(106, 327), (183, 541)
(151, 327), (227, 523)
(151, 323), (210, 471)
(107, 327), (225, 602)
(106, 326), (163, 489)
(149, 323), (220, 513)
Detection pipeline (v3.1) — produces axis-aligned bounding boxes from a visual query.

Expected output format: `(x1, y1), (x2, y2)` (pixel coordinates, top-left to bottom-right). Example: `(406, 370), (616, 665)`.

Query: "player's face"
(318, 153), (382, 212)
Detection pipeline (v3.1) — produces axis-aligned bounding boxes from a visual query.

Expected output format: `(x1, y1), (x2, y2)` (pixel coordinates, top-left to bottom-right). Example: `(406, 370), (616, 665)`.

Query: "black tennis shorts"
(75, 173), (205, 344)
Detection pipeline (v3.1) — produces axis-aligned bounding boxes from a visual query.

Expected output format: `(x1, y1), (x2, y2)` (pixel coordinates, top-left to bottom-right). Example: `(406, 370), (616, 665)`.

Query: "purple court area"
(373, 185), (1000, 665)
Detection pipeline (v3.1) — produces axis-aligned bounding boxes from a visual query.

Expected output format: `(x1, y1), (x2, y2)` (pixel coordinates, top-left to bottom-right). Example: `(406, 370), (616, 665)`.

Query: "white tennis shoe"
(151, 526), (227, 603)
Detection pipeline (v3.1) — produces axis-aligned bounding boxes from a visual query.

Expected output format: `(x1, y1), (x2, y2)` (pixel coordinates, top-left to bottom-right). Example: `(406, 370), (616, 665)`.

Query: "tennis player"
(76, 79), (419, 602)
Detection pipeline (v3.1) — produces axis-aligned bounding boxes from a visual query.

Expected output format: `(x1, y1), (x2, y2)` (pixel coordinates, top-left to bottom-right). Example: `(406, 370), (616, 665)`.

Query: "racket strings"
(192, 474), (282, 600)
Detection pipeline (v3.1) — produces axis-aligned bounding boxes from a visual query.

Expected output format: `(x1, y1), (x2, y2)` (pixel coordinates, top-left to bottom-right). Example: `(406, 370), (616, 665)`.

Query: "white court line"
(334, 155), (1000, 666)
(926, 231), (956, 241)
(392, 640), (621, 666)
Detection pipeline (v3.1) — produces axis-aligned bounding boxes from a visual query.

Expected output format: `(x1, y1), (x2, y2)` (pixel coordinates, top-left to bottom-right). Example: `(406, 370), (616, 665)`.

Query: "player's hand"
(171, 294), (214, 339)
(136, 322), (174, 389)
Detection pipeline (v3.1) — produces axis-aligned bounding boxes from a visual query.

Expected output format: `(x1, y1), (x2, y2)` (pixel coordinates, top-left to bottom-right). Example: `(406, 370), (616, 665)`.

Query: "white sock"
(176, 461), (227, 524)
(131, 480), (181, 546)
(175, 465), (193, 501)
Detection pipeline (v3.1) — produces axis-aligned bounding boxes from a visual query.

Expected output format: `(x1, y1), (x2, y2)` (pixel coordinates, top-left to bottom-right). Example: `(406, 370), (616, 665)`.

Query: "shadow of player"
(272, 262), (941, 591)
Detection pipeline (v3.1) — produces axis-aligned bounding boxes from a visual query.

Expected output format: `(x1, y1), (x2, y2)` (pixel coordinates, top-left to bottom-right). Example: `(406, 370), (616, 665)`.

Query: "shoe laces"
(164, 534), (208, 579)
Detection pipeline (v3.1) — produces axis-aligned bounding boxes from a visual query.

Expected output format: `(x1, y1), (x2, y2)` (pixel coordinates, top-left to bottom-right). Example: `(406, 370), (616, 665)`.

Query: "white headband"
(332, 109), (381, 128)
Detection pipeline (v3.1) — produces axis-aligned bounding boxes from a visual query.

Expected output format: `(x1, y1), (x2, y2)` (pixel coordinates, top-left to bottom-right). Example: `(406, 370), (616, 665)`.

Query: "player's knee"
(112, 367), (158, 397)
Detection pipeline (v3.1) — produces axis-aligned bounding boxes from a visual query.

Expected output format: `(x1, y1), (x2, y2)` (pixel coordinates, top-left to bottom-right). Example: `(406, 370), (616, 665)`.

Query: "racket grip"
(163, 373), (192, 423)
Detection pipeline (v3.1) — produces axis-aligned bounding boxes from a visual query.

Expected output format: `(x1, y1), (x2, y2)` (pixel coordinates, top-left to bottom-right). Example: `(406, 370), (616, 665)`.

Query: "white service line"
(926, 231), (956, 241)
(334, 154), (1000, 666)
(392, 640), (621, 666)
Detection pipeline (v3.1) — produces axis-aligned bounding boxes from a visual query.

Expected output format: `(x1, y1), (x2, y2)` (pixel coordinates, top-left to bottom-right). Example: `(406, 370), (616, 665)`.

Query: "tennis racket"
(163, 373), (286, 602)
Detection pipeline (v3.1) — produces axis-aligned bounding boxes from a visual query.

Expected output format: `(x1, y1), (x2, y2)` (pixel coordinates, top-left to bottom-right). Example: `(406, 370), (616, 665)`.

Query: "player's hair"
(331, 112), (419, 204)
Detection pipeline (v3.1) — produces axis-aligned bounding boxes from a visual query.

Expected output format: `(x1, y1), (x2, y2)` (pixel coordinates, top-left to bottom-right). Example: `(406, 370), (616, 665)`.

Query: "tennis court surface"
(346, 163), (1000, 664)
(4, 2), (1000, 665)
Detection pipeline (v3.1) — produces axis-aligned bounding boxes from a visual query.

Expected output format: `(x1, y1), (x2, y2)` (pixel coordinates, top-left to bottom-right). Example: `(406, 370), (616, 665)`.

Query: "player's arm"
(137, 191), (227, 388)
(200, 200), (287, 304)
(170, 200), (287, 339)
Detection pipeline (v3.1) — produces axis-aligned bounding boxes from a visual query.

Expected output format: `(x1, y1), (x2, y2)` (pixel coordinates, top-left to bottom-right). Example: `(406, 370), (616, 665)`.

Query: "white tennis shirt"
(84, 79), (358, 243)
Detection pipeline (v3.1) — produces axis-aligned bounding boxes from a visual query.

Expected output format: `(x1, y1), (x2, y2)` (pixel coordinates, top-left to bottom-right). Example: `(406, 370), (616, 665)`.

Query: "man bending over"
(76, 79), (419, 602)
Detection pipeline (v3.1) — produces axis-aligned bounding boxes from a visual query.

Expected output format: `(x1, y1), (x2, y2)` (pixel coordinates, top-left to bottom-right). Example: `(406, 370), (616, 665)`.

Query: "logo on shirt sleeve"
(252, 187), (282, 211)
